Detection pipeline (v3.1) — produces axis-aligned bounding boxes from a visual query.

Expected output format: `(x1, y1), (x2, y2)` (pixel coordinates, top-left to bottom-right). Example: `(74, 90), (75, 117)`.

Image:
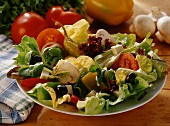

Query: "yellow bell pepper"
(85, 0), (134, 25)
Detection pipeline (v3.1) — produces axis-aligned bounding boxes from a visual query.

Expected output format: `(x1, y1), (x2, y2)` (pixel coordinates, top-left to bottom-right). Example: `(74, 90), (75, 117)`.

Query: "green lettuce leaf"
(134, 77), (149, 93)
(112, 33), (136, 48)
(13, 35), (41, 66)
(136, 55), (152, 73)
(19, 62), (44, 78)
(77, 95), (105, 115)
(109, 84), (134, 106)
(115, 68), (157, 84)
(94, 33), (154, 69)
(152, 59), (169, 78)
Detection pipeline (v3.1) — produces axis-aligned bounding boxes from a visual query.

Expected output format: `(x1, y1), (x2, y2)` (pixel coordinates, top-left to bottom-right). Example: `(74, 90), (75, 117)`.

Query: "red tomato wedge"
(70, 94), (82, 105)
(111, 52), (139, 70)
(36, 28), (65, 51)
(21, 78), (48, 88)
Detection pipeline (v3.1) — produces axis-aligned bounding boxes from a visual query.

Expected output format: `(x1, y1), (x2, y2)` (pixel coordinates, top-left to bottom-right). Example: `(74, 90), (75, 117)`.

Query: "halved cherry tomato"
(11, 12), (49, 44)
(70, 94), (82, 105)
(46, 6), (82, 29)
(111, 52), (139, 70)
(21, 78), (48, 88)
(36, 28), (65, 51)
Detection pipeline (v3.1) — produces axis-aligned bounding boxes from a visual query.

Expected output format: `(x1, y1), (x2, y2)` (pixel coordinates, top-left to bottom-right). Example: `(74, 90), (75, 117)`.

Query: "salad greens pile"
(12, 21), (168, 115)
(0, 0), (84, 37)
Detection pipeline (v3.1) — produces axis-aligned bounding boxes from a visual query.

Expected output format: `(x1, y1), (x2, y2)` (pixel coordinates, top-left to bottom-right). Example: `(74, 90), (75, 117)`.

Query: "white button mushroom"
(96, 29), (115, 46)
(53, 60), (80, 84)
(155, 16), (170, 44)
(129, 15), (156, 39)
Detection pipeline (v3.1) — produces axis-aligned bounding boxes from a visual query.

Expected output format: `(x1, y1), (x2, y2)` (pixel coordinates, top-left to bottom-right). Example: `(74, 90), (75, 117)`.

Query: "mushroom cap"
(130, 15), (156, 39)
(54, 60), (80, 84)
(157, 16), (170, 36)
(156, 16), (170, 44)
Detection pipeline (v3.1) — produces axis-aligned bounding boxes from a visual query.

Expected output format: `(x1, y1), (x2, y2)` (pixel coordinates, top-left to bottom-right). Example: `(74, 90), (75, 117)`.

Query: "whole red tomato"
(11, 12), (49, 44)
(46, 6), (82, 28)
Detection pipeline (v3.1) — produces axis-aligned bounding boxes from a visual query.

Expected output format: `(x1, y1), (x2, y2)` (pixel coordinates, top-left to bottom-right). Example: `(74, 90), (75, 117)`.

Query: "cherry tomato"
(21, 78), (48, 88)
(45, 6), (82, 29)
(11, 12), (49, 44)
(112, 52), (139, 70)
(36, 28), (65, 51)
(70, 94), (82, 105)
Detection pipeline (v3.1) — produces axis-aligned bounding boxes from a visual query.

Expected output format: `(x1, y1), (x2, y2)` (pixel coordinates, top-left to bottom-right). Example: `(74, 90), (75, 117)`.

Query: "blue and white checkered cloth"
(0, 35), (34, 124)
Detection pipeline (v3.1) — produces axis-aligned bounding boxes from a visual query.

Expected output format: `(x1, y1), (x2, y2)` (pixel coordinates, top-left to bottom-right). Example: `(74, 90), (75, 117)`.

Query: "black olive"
(30, 55), (42, 65)
(56, 85), (68, 98)
(125, 72), (137, 85)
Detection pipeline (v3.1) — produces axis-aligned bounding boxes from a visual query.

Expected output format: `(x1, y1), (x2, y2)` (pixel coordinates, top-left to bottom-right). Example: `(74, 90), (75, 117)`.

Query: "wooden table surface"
(5, 0), (170, 126)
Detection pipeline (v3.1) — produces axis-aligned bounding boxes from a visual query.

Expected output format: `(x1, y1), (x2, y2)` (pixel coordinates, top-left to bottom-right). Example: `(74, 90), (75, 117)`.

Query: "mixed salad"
(10, 19), (168, 115)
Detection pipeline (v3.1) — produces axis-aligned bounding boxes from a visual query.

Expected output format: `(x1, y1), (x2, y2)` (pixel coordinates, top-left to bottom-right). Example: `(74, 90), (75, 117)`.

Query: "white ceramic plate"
(16, 76), (166, 116)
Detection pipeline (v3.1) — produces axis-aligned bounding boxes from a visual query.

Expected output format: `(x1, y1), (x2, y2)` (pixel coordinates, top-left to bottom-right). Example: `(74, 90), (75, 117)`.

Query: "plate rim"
(16, 76), (166, 116)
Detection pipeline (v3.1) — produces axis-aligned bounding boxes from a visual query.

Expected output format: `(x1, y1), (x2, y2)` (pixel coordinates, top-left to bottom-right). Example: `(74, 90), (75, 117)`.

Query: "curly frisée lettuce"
(0, 0), (84, 37)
